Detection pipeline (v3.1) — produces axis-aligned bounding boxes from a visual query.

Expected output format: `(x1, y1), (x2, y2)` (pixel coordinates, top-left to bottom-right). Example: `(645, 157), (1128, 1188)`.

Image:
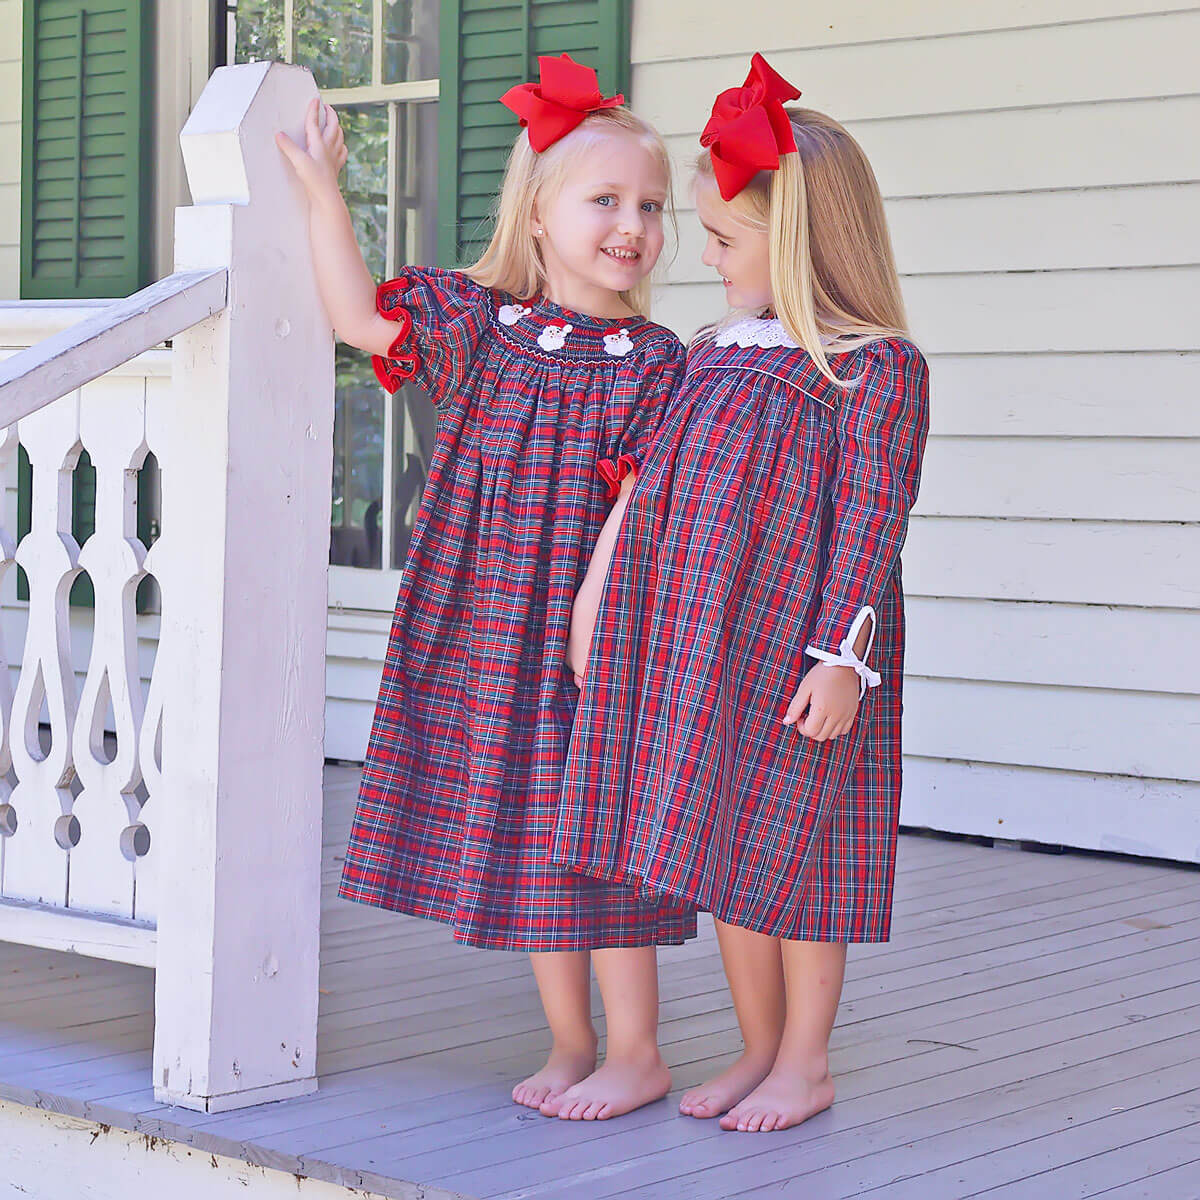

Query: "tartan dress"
(339, 266), (697, 951)
(553, 320), (930, 941)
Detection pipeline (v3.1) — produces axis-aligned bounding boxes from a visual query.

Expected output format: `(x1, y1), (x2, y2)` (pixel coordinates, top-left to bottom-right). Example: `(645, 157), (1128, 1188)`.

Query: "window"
(222, 0), (631, 611)
(224, 0), (440, 610)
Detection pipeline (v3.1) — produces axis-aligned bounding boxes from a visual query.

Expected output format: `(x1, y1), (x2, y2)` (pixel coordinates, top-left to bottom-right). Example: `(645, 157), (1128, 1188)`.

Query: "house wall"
(630, 0), (1200, 859)
(4, 3), (1197, 858)
(0, 0), (21, 299)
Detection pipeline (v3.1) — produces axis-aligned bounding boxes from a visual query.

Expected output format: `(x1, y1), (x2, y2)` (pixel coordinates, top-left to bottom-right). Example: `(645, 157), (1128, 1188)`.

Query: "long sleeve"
(805, 338), (930, 685)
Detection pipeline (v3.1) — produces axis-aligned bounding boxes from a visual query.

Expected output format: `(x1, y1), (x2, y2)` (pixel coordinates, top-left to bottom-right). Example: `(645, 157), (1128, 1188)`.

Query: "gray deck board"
(1, 763), (1198, 1199)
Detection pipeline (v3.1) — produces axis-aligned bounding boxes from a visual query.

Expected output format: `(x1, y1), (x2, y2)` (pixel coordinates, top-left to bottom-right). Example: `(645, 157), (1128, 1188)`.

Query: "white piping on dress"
(683, 363), (837, 411)
(805, 605), (881, 697)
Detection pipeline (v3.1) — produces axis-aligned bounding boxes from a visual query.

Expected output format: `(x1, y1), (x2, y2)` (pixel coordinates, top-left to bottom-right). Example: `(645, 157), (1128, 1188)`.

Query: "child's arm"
(277, 99), (397, 358)
(567, 473), (636, 687)
(785, 340), (930, 741)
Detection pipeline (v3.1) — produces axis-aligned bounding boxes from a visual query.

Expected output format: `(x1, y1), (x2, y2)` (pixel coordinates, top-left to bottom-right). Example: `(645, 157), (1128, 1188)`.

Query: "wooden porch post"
(151, 62), (334, 1112)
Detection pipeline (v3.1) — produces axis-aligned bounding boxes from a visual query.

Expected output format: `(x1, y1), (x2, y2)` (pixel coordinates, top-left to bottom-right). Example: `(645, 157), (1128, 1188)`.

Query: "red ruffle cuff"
(371, 278), (423, 393)
(596, 452), (637, 501)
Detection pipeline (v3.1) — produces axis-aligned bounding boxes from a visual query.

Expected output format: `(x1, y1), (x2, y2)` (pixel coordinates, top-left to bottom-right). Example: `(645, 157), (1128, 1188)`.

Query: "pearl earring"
(535, 227), (544, 236)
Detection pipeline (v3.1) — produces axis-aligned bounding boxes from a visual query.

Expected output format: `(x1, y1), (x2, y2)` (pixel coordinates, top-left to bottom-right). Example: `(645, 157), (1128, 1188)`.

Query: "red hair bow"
(700, 53), (801, 200)
(500, 54), (625, 153)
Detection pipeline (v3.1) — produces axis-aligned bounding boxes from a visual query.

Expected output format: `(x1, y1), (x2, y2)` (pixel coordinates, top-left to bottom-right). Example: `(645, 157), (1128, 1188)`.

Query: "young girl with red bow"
(278, 54), (695, 1121)
(557, 54), (930, 1132)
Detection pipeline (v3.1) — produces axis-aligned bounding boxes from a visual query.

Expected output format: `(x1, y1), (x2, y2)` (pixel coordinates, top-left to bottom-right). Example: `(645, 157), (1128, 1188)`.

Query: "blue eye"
(641, 201), (662, 214)
(595, 195), (615, 206)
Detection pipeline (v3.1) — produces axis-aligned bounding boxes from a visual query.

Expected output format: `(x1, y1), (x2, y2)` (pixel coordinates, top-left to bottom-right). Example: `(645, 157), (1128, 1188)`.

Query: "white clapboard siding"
(916, 437), (1200, 521)
(655, 267), (1200, 352)
(900, 757), (1200, 862)
(905, 597), (1200, 695)
(639, 11), (1200, 131)
(323, 610), (389, 762)
(0, 0), (20, 300)
(925, 353), (1200, 438)
(657, 97), (1200, 201)
(904, 518), (1199, 609)
(904, 677), (1199, 782)
(670, 184), (1200, 276)
(633, 0), (1200, 61)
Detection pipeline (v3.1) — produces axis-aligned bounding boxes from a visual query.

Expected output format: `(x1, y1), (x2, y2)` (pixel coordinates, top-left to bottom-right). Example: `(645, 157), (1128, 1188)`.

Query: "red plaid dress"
(553, 323), (930, 941)
(339, 266), (697, 951)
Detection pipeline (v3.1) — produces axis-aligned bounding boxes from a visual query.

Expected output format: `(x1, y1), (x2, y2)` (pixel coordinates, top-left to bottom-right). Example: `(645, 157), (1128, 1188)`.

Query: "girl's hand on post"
(276, 98), (348, 205)
(783, 664), (860, 741)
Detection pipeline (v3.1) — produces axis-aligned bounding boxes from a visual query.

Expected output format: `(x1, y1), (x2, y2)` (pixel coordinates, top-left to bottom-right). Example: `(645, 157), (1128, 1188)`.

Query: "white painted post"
(151, 62), (334, 1112)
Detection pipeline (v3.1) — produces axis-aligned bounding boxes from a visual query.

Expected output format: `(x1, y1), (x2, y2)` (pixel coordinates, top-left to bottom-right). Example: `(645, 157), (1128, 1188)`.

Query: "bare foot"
(679, 1051), (776, 1119)
(541, 1047), (671, 1121)
(719, 1063), (835, 1132)
(512, 1042), (597, 1111)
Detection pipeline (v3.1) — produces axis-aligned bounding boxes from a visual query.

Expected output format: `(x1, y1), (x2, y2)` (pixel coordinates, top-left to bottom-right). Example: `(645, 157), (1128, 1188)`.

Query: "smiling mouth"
(602, 247), (641, 263)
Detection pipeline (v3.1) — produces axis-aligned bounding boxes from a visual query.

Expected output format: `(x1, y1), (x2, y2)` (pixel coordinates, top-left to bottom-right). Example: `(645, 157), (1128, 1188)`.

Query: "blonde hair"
(696, 107), (908, 383)
(467, 107), (673, 317)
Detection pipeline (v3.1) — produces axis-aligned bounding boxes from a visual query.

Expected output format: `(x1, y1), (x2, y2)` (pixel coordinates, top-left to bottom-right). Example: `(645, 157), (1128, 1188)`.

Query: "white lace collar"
(713, 316), (800, 350)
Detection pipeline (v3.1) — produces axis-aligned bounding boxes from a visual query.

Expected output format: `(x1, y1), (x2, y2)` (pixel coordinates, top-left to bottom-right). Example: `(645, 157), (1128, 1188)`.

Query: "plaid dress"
(553, 323), (930, 942)
(339, 266), (697, 951)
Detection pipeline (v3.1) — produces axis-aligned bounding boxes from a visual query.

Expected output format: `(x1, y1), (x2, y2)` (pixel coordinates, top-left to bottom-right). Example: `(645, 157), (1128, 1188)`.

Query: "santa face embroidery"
(498, 303), (532, 326)
(537, 322), (573, 352)
(603, 328), (634, 358)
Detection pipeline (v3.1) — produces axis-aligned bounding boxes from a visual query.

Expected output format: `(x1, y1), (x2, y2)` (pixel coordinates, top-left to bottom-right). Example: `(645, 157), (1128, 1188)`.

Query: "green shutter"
(20, 0), (153, 300)
(438, 0), (632, 267)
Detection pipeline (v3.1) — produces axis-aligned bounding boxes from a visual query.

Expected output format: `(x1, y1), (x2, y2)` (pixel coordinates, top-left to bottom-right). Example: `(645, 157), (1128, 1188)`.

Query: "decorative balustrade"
(0, 342), (168, 942)
(0, 62), (333, 1113)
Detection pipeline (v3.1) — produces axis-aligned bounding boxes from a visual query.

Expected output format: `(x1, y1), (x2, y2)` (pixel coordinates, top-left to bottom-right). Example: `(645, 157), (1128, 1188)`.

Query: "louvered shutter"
(437, 0), (632, 266)
(20, 0), (152, 299)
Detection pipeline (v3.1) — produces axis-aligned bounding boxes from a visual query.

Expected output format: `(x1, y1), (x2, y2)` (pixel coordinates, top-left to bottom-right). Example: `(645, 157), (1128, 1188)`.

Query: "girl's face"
(695, 176), (772, 312)
(532, 132), (667, 317)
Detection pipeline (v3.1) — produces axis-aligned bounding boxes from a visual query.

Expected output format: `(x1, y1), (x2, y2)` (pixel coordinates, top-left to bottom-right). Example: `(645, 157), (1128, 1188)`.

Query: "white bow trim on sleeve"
(804, 606), (881, 698)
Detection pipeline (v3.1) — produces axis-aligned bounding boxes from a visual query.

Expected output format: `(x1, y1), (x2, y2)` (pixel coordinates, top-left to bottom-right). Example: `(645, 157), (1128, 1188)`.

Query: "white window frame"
(233, 0), (441, 612)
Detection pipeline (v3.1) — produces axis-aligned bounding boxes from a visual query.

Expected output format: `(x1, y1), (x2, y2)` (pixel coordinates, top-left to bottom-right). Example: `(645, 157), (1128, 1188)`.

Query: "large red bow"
(700, 53), (801, 200)
(501, 54), (625, 153)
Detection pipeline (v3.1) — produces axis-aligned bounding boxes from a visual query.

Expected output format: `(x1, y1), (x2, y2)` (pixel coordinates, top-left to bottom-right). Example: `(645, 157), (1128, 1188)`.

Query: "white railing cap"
(181, 61), (319, 207)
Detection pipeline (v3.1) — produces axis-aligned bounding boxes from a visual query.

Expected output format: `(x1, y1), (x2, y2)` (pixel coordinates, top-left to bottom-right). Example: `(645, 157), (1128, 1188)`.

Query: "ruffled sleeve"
(372, 266), (491, 410)
(805, 338), (931, 688)
(595, 331), (686, 501)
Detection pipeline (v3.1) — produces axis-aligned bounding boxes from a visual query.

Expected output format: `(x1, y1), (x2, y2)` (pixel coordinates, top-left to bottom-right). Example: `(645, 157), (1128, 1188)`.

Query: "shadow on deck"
(1, 765), (1199, 1198)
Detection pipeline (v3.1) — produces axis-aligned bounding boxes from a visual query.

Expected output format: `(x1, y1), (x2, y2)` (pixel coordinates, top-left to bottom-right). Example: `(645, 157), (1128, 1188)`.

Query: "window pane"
(330, 104), (388, 568)
(294, 0), (373, 90)
(384, 0), (440, 83)
(341, 105), (389, 277)
(387, 101), (439, 568)
(331, 349), (386, 568)
(229, 0), (286, 62)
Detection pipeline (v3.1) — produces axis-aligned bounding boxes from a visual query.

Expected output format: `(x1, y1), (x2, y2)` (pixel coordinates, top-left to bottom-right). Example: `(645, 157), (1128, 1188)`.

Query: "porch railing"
(0, 62), (333, 1113)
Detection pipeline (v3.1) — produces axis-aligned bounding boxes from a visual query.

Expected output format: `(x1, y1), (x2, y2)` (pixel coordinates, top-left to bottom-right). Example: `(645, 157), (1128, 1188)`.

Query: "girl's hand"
(783, 664), (861, 741)
(276, 98), (348, 204)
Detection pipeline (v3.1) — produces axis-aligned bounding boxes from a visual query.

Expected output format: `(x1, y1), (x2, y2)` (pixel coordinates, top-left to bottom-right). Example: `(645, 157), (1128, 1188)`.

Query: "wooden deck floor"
(2, 765), (1199, 1198)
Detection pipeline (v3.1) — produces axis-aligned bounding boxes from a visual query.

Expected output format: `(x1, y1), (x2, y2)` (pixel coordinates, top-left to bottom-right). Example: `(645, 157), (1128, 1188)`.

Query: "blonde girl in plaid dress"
(556, 55), (931, 1131)
(279, 55), (696, 1122)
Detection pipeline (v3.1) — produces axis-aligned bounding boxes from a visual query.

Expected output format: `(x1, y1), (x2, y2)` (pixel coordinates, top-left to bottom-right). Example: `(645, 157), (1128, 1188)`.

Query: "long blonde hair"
(697, 107), (908, 383)
(468, 107), (673, 317)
